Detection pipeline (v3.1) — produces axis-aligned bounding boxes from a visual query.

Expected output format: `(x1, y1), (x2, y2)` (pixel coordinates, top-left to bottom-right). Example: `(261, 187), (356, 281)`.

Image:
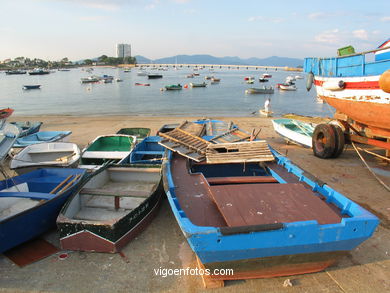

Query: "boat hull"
(57, 165), (165, 253)
(272, 119), (313, 148)
(314, 75), (390, 132)
(163, 148), (379, 278)
(0, 168), (85, 253)
(58, 183), (164, 253)
(200, 251), (347, 280)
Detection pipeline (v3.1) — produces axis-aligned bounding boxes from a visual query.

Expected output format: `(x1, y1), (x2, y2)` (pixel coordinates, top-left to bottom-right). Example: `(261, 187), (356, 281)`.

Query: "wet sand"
(0, 115), (389, 293)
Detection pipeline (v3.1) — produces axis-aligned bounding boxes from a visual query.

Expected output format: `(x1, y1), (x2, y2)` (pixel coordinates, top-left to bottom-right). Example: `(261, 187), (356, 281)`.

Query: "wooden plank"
(170, 154), (227, 227)
(197, 257), (224, 289)
(80, 188), (150, 198)
(207, 176), (278, 185)
(209, 183), (342, 227)
(206, 141), (274, 163)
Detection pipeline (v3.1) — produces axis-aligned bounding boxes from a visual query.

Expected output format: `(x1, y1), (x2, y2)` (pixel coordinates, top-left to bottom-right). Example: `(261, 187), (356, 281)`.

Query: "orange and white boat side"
(313, 75), (390, 132)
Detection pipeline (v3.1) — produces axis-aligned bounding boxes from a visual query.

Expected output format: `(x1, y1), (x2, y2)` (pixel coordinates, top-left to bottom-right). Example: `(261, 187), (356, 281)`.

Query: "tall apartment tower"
(116, 44), (131, 58)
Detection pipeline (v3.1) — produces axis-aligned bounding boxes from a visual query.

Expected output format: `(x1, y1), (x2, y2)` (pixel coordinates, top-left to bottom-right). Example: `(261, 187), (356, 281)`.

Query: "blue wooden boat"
(120, 136), (165, 165)
(0, 168), (86, 252)
(10, 121), (42, 137)
(162, 136), (379, 279)
(13, 131), (72, 148)
(0, 123), (20, 162)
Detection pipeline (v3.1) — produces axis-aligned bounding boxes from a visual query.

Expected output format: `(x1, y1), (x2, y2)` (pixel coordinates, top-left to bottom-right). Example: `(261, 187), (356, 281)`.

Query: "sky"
(0, 0), (389, 61)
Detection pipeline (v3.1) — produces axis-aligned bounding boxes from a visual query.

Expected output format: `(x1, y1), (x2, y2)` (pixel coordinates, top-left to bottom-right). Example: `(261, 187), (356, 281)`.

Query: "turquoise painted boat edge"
(163, 147), (379, 264)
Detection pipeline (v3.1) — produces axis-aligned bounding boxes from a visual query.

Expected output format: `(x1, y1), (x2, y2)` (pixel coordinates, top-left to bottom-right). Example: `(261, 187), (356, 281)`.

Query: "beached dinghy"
(0, 168), (85, 253)
(119, 136), (165, 165)
(57, 164), (165, 253)
(10, 142), (81, 175)
(79, 134), (136, 170)
(13, 131), (72, 148)
(0, 123), (20, 162)
(272, 118), (315, 148)
(116, 128), (151, 143)
(10, 121), (42, 137)
(162, 143), (379, 280)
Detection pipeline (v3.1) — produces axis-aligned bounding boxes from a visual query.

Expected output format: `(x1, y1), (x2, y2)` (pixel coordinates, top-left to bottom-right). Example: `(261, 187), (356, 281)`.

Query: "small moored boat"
(190, 82), (207, 88)
(23, 85), (41, 90)
(28, 69), (50, 75)
(147, 74), (163, 79)
(245, 87), (274, 94)
(135, 83), (150, 86)
(81, 76), (100, 83)
(13, 131), (72, 148)
(165, 84), (182, 90)
(279, 84), (297, 91)
(5, 70), (26, 75)
(0, 168), (86, 253)
(10, 142), (81, 175)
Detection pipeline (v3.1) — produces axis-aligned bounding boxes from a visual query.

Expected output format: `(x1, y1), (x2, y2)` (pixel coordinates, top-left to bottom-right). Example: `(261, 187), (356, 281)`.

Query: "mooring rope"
(351, 142), (390, 192)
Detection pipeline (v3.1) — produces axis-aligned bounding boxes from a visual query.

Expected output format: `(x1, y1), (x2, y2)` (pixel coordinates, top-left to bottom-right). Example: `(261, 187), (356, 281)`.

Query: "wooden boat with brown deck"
(162, 143), (379, 280)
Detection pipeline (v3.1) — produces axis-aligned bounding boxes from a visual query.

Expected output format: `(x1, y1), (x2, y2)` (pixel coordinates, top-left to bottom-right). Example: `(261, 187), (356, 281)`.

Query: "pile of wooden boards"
(158, 121), (274, 163)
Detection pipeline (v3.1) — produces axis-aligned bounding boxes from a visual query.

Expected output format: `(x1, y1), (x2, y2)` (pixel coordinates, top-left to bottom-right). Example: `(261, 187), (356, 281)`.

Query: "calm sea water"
(0, 67), (334, 117)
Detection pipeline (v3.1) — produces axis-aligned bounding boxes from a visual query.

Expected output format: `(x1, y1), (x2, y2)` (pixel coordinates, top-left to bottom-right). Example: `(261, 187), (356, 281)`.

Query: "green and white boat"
(272, 118), (315, 148)
(116, 128), (151, 143)
(164, 84), (182, 90)
(79, 135), (137, 170)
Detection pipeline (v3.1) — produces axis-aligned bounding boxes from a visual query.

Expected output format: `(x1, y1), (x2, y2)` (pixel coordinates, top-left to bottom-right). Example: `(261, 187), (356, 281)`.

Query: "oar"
(57, 174), (82, 195)
(50, 175), (73, 194)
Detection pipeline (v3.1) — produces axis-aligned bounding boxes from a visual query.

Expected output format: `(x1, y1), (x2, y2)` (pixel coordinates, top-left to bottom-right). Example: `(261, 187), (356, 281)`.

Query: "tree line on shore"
(0, 55), (137, 70)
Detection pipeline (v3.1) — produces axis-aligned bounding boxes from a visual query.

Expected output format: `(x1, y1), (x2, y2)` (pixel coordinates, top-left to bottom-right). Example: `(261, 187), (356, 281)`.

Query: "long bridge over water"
(135, 64), (302, 71)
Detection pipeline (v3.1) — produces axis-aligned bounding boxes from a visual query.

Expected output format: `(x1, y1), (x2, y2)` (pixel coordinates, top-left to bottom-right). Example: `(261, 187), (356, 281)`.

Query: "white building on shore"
(116, 44), (131, 58)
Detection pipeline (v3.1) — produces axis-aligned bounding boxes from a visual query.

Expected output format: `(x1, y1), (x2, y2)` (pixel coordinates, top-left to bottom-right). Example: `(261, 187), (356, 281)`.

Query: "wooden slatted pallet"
(178, 121), (205, 136)
(159, 127), (210, 162)
(210, 127), (251, 143)
(206, 140), (274, 164)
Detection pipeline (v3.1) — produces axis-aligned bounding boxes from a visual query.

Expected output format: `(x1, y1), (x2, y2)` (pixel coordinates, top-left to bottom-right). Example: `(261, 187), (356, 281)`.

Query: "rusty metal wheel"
(331, 124), (345, 158)
(312, 124), (336, 159)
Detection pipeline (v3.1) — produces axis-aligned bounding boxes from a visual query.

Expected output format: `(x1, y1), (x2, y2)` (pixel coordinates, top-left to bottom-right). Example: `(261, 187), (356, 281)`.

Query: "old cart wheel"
(312, 124), (336, 159)
(331, 124), (345, 158)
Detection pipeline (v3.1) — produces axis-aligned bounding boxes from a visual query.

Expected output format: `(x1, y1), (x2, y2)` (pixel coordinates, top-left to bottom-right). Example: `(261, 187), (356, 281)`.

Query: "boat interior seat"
(80, 188), (150, 198)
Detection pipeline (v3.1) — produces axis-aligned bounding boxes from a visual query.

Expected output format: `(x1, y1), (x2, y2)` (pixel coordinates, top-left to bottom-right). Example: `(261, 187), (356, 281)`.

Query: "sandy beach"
(1, 115), (389, 293)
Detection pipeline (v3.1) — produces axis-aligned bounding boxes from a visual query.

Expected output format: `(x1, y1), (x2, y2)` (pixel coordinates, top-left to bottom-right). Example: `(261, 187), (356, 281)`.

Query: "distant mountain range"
(134, 54), (303, 67)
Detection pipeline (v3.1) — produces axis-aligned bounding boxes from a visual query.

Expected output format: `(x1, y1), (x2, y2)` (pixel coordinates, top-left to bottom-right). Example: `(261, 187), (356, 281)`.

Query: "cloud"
(171, 0), (190, 3)
(308, 12), (326, 20)
(145, 0), (160, 10)
(248, 16), (284, 23)
(380, 16), (390, 22)
(54, 0), (137, 11)
(314, 29), (341, 44)
(353, 29), (368, 40)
